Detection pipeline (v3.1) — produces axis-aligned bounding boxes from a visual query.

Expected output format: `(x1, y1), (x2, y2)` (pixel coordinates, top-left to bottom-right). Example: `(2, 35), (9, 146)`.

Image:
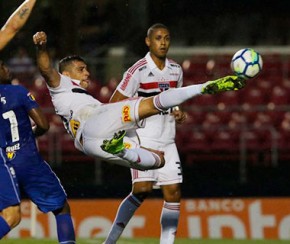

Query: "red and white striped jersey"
(116, 52), (183, 143)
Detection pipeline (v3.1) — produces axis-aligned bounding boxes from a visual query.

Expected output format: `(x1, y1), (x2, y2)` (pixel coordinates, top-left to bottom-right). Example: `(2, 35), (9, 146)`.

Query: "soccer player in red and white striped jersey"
(105, 23), (185, 244)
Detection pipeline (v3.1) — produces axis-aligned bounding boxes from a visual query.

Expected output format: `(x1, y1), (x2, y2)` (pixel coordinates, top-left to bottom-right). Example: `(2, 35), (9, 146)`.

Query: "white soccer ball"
(231, 48), (263, 80)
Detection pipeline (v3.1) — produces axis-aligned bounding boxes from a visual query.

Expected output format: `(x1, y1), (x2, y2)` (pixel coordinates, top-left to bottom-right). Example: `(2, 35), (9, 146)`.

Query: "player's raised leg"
(101, 75), (245, 167)
(137, 75), (245, 120)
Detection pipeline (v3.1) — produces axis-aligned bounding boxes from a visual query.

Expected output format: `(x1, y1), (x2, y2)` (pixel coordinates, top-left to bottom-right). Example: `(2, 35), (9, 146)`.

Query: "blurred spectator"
(97, 77), (118, 102)
(7, 47), (36, 83)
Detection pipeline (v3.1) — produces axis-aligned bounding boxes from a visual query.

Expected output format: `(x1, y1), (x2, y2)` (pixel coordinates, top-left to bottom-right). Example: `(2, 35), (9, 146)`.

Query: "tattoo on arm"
(18, 7), (30, 19)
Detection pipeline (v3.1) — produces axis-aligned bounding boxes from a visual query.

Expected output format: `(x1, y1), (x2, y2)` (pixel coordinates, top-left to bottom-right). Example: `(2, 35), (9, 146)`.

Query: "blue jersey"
(0, 104), (7, 147)
(0, 84), (38, 159)
(0, 84), (67, 213)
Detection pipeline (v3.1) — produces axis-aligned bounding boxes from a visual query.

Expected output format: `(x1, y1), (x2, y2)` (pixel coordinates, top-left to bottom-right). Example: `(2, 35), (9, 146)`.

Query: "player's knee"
(132, 182), (154, 200)
(2, 205), (21, 228)
(134, 192), (149, 201)
(52, 201), (71, 216)
(133, 190), (151, 201)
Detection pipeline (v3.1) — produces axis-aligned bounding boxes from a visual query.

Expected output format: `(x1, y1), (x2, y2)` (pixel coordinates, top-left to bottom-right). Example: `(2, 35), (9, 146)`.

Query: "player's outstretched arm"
(33, 31), (61, 88)
(0, 0), (37, 50)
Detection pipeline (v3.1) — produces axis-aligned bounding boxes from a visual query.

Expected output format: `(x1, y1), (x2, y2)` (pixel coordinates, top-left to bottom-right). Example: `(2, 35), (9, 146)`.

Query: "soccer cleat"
(201, 75), (246, 95)
(101, 130), (126, 154)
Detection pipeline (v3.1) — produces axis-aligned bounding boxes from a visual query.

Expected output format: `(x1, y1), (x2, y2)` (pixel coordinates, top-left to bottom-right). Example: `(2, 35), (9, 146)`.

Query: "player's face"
(0, 61), (12, 84)
(146, 28), (170, 59)
(67, 60), (90, 89)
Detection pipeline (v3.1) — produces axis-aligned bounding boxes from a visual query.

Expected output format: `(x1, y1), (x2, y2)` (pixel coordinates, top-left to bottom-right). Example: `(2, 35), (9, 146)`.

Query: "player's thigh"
(82, 97), (144, 139)
(12, 157), (67, 213)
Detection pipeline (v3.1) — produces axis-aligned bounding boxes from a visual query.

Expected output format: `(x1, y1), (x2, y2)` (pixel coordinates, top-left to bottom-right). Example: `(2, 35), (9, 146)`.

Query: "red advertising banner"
(6, 198), (290, 240)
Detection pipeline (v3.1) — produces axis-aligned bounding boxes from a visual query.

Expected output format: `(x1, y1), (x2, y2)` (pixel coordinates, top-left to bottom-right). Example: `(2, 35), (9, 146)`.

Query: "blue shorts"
(0, 149), (20, 211)
(10, 150), (67, 213)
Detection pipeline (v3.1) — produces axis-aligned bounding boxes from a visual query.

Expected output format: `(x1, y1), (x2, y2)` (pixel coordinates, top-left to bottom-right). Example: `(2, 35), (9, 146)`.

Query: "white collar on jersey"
(145, 52), (170, 70)
(59, 73), (82, 86)
(71, 78), (81, 85)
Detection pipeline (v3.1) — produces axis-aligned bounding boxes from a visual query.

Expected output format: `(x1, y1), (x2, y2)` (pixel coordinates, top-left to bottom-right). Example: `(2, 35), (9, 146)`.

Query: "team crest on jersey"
(6, 143), (20, 160)
(122, 105), (131, 122)
(159, 83), (170, 91)
(27, 92), (36, 101)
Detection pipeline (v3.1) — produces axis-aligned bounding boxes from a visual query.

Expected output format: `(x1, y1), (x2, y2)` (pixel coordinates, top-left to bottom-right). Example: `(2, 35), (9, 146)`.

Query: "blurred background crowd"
(1, 0), (290, 199)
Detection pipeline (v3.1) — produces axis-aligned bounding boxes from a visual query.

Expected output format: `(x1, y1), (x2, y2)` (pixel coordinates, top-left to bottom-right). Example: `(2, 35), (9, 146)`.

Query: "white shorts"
(77, 97), (145, 167)
(131, 140), (183, 186)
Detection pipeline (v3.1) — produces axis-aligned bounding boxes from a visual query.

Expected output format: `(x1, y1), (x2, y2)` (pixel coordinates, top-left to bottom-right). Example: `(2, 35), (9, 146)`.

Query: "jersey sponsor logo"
(122, 105), (131, 122)
(6, 143), (20, 160)
(27, 92), (36, 101)
(69, 120), (80, 138)
(6, 151), (16, 160)
(124, 142), (131, 149)
(170, 72), (179, 76)
(120, 73), (132, 91)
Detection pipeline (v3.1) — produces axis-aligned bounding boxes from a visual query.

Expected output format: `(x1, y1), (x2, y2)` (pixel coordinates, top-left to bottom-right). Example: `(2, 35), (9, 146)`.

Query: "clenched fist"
(33, 31), (47, 45)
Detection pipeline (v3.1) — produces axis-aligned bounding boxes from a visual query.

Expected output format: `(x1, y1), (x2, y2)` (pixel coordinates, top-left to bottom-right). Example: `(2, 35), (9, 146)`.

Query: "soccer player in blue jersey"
(0, 60), (76, 242)
(0, 0), (48, 240)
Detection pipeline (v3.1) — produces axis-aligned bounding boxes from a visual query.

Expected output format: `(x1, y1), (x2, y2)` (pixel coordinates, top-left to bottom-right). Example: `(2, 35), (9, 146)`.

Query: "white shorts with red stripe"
(131, 140), (183, 186)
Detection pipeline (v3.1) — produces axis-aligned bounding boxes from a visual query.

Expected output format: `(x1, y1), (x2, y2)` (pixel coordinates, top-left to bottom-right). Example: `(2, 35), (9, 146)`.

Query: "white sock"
(160, 201), (180, 244)
(153, 84), (203, 111)
(105, 193), (142, 244)
(117, 148), (161, 170)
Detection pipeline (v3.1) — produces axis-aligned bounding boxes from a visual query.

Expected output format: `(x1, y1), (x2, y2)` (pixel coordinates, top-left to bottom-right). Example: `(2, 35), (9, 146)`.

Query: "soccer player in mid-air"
(105, 23), (186, 244)
(33, 31), (245, 172)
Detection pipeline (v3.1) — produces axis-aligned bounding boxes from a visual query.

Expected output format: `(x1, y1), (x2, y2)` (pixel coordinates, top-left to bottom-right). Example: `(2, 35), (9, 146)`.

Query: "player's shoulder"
(3, 84), (28, 94)
(168, 58), (182, 69)
(127, 57), (148, 74)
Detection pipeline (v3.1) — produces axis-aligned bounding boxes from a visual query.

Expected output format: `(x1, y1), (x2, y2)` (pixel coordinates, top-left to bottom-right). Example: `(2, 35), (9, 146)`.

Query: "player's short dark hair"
(58, 55), (86, 73)
(147, 23), (169, 37)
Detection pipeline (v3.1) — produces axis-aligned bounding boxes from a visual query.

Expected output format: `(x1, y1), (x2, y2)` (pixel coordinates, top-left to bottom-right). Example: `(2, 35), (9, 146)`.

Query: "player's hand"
(33, 31), (47, 46)
(171, 109), (187, 124)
